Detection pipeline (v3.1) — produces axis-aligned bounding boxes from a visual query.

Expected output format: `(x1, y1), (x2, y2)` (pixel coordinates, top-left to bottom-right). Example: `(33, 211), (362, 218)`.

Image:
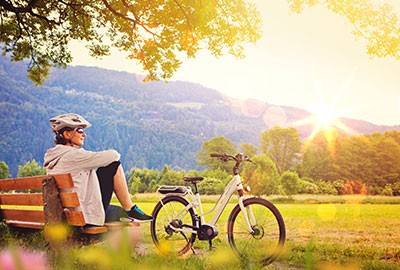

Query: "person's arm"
(65, 148), (121, 170)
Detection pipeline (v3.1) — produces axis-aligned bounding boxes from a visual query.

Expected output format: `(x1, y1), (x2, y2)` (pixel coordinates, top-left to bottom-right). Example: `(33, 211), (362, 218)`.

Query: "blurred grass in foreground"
(1, 198), (399, 269)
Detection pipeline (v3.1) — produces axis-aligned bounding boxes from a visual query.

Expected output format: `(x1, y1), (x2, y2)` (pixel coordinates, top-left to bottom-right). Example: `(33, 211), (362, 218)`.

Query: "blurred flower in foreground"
(0, 248), (50, 270)
(77, 246), (112, 268)
(205, 247), (238, 269)
(44, 223), (70, 244)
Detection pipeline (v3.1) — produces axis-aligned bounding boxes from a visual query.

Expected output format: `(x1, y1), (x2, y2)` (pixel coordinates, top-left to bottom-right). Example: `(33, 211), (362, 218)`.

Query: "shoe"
(124, 205), (153, 222)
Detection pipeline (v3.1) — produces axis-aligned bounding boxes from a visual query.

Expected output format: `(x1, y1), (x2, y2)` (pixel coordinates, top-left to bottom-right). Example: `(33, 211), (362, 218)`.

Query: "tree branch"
(101, 0), (136, 24)
(102, 0), (161, 38)
(121, 0), (137, 22)
(0, 0), (41, 13)
(172, 0), (193, 30)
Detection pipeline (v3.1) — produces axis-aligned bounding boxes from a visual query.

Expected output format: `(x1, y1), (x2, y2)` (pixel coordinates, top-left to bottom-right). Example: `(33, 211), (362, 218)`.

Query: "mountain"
(1, 56), (399, 176)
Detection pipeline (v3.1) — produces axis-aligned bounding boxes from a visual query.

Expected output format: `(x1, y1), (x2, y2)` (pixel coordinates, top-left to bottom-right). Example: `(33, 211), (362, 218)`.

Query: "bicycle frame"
(152, 153), (285, 266)
(157, 173), (256, 234)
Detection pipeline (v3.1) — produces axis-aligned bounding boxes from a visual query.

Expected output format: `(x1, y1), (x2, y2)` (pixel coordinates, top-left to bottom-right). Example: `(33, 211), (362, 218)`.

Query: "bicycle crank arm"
(168, 224), (197, 234)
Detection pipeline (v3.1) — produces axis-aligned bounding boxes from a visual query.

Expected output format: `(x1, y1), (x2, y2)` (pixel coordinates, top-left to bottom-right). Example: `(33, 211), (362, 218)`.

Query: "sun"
(293, 94), (354, 143)
(293, 67), (358, 143)
(309, 101), (352, 135)
(312, 105), (338, 130)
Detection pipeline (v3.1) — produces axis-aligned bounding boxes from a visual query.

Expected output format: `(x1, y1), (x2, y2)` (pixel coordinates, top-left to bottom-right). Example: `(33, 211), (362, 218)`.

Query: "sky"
(69, 0), (400, 126)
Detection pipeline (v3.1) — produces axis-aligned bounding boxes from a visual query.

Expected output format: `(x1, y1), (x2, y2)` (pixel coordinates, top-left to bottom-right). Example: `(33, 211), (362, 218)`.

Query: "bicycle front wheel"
(151, 195), (197, 256)
(227, 197), (286, 266)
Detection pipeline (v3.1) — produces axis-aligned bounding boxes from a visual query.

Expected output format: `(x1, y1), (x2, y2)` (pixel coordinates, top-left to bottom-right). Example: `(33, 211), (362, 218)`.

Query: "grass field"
(1, 195), (399, 269)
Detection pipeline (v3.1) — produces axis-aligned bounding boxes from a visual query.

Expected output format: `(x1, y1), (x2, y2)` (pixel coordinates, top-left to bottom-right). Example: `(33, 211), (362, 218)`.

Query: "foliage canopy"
(0, 161), (10, 179)
(0, 0), (262, 84)
(288, 0), (400, 60)
(17, 159), (46, 177)
(259, 126), (302, 174)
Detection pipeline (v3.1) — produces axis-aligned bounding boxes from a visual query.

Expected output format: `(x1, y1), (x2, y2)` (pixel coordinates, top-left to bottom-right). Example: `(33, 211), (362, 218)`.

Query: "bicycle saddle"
(183, 177), (204, 183)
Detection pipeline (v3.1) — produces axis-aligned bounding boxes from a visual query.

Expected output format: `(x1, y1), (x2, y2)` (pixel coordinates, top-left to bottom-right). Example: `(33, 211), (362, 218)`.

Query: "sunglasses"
(75, 128), (85, 134)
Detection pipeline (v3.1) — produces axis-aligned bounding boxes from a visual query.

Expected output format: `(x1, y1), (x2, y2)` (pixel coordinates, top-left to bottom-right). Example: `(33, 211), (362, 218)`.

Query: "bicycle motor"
(198, 224), (218, 240)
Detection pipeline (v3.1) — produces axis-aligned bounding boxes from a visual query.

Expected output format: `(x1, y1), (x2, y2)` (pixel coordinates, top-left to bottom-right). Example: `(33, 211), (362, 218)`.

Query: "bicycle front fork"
(238, 197), (256, 233)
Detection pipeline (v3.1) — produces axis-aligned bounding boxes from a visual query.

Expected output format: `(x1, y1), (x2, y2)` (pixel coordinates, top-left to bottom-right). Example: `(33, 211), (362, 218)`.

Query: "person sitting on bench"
(44, 113), (152, 227)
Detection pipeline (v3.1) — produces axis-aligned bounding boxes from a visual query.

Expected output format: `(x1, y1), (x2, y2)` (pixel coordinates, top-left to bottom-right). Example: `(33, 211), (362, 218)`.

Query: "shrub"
(199, 178), (225, 195)
(281, 171), (300, 197)
(367, 185), (382, 195)
(298, 179), (319, 194)
(341, 180), (368, 195)
(381, 185), (393, 196)
(392, 182), (400, 196)
(333, 180), (345, 195)
(316, 181), (338, 195)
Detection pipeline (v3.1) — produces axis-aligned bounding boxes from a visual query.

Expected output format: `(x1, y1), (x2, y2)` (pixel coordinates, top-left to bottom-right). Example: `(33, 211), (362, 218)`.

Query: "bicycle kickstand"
(191, 245), (198, 255)
(208, 240), (214, 251)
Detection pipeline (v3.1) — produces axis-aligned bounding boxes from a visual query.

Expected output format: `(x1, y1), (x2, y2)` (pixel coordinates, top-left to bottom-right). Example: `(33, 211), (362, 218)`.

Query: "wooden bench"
(0, 174), (137, 238)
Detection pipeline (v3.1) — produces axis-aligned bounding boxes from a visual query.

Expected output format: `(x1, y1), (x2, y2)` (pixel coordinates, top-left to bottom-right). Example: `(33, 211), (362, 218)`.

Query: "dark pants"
(96, 161), (126, 222)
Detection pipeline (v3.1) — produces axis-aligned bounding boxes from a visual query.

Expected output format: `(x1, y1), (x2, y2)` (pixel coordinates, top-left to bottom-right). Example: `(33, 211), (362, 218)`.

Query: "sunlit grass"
(1, 197), (399, 269)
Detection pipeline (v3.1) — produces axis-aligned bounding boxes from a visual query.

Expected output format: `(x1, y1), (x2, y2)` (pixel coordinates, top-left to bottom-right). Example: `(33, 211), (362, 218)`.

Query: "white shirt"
(44, 145), (120, 225)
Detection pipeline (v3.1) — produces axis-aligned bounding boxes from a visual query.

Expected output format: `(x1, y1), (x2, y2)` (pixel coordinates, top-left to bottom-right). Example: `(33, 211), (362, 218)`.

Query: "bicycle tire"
(227, 197), (286, 266)
(150, 195), (197, 256)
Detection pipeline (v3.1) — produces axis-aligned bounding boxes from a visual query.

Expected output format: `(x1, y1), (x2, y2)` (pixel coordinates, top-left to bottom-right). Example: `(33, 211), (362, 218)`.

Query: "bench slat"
(0, 176), (44, 191)
(0, 174), (74, 192)
(0, 193), (43, 206)
(81, 226), (108, 234)
(0, 174), (110, 236)
(59, 192), (80, 207)
(64, 210), (86, 226)
(52, 174), (74, 189)
(1, 209), (45, 223)
(6, 221), (44, 229)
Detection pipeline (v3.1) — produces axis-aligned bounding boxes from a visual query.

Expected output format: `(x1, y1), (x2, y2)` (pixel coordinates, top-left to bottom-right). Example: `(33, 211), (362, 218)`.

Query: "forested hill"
(1, 56), (399, 176)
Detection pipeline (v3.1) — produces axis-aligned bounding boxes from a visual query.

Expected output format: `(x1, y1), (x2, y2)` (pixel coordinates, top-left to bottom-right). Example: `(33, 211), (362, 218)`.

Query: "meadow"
(1, 195), (399, 270)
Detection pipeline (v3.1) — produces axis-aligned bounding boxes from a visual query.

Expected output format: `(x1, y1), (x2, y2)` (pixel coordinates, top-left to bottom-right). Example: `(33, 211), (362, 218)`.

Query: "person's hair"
(54, 127), (74, 145)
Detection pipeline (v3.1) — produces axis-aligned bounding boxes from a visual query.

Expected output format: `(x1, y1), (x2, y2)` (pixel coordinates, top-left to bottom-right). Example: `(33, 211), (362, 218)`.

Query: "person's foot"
(123, 205), (153, 222)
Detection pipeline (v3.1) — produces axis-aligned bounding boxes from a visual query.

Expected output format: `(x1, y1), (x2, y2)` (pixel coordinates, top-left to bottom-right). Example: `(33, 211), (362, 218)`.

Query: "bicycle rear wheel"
(151, 195), (197, 256)
(227, 197), (286, 266)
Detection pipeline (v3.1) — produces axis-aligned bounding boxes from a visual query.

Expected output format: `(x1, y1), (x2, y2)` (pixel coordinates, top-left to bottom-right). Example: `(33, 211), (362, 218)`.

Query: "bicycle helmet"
(49, 113), (92, 133)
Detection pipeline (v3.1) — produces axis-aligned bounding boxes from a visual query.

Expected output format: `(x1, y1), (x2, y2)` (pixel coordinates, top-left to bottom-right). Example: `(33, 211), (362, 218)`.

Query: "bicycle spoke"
(227, 198), (285, 266)
(151, 196), (196, 256)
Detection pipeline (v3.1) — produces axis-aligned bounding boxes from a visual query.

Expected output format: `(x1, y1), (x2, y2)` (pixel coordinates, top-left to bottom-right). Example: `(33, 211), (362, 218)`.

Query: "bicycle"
(150, 153), (286, 266)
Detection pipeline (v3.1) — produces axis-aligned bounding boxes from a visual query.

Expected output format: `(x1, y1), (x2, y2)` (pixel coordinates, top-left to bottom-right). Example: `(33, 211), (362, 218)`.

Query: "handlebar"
(210, 153), (255, 175)
(210, 153), (225, 158)
(210, 153), (252, 162)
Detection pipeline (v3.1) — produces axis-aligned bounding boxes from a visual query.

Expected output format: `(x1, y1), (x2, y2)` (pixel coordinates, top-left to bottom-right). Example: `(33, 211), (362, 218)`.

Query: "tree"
(239, 143), (258, 158)
(288, 0), (400, 61)
(0, 0), (262, 84)
(0, 161), (10, 179)
(241, 154), (280, 195)
(259, 126), (302, 174)
(129, 175), (141, 195)
(300, 131), (341, 181)
(159, 166), (185, 186)
(335, 133), (400, 189)
(196, 136), (237, 173)
(127, 167), (161, 193)
(17, 160), (46, 177)
(280, 170), (300, 198)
